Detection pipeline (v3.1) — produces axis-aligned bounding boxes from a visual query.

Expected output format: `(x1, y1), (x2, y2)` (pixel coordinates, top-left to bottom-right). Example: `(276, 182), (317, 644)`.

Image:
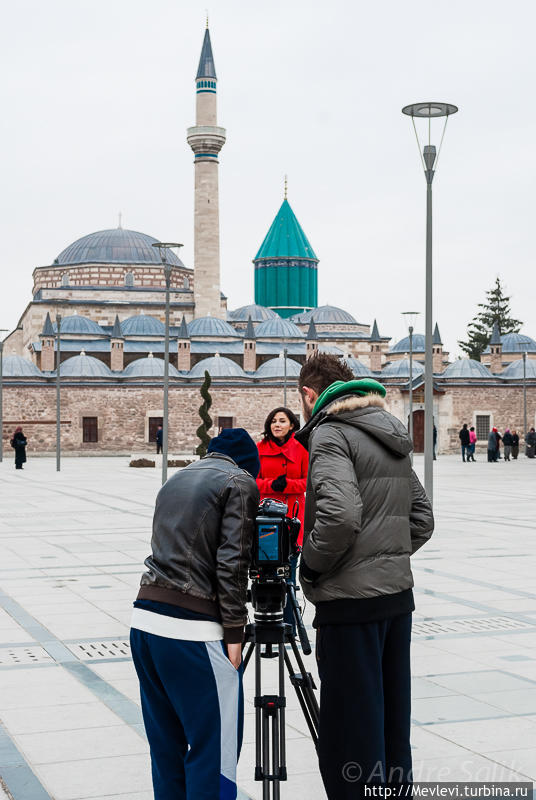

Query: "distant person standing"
(10, 427), (27, 470)
(511, 430), (520, 460)
(494, 428), (502, 460)
(155, 425), (163, 455)
(526, 427), (536, 458)
(502, 429), (513, 461)
(433, 423), (437, 460)
(459, 423), (470, 462)
(488, 429), (498, 462)
(468, 427), (477, 461)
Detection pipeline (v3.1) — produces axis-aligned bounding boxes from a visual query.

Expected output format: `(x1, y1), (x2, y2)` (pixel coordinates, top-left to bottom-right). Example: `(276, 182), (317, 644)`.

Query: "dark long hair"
(263, 407), (301, 443)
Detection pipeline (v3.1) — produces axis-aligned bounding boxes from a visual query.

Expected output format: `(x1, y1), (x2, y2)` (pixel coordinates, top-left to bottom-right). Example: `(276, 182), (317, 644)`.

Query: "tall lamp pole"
(523, 351), (527, 443)
(56, 314), (62, 472)
(402, 102), (458, 503)
(283, 346), (288, 406)
(402, 312), (420, 464)
(152, 243), (183, 486)
(0, 330), (9, 463)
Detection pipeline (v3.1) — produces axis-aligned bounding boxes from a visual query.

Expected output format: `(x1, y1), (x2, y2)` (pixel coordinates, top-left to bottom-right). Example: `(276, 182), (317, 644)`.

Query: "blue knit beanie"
(207, 428), (260, 478)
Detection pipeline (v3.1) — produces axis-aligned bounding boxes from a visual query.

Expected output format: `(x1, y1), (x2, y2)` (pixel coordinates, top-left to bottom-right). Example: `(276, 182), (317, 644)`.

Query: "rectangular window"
(148, 417), (164, 443)
(217, 416), (234, 430)
(82, 417), (98, 443)
(475, 415), (490, 441)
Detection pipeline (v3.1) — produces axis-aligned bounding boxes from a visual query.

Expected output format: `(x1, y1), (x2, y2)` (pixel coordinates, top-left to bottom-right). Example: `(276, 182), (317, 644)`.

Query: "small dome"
(442, 359), (493, 378)
(291, 305), (358, 325)
(255, 318), (304, 338)
(484, 332), (536, 354)
(501, 358), (536, 379)
(59, 354), (112, 377)
(389, 334), (425, 354)
(3, 355), (43, 377)
(344, 357), (373, 377)
(123, 356), (180, 378)
(382, 358), (424, 377)
(53, 314), (105, 335)
(188, 316), (239, 337)
(189, 355), (246, 378)
(255, 356), (302, 378)
(54, 228), (185, 266)
(121, 315), (165, 336)
(229, 304), (278, 322)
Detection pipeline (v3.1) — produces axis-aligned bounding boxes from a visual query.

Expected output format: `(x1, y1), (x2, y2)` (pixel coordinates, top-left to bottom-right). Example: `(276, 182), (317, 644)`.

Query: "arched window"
(125, 272), (134, 287)
(61, 273), (69, 286)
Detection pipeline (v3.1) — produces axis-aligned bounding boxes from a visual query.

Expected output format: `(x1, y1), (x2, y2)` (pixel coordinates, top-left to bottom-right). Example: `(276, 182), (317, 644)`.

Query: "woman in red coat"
(257, 406), (309, 545)
(257, 406), (309, 635)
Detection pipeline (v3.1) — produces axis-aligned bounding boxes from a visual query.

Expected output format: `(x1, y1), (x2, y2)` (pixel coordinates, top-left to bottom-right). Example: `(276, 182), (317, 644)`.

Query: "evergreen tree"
(458, 277), (522, 360)
(196, 370), (213, 457)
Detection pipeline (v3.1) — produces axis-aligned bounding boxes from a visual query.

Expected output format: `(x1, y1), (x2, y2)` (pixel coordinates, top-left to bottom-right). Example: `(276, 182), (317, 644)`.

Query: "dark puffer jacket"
(295, 393), (434, 624)
(138, 453), (259, 642)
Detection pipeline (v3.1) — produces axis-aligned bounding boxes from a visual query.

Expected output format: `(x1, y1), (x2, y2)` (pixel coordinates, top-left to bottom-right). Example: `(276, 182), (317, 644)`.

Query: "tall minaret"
(187, 25), (226, 319)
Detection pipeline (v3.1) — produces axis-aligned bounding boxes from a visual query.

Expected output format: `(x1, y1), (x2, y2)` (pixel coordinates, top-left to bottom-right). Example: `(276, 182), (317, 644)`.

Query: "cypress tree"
(196, 370), (213, 457)
(458, 277), (522, 360)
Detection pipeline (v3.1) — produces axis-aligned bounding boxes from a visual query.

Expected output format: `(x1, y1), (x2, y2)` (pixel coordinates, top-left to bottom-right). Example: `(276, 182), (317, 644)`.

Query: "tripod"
(242, 581), (320, 800)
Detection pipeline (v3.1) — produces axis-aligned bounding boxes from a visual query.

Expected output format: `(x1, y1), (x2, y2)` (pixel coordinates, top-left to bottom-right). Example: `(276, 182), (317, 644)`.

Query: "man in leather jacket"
(130, 428), (260, 800)
(296, 353), (434, 798)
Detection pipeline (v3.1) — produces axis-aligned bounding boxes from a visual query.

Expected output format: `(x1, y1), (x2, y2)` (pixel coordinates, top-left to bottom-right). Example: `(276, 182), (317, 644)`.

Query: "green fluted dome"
(255, 200), (317, 261)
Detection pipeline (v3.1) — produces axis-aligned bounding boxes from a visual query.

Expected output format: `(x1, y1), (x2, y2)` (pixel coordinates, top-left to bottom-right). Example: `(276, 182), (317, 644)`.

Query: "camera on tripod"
(249, 498), (301, 622)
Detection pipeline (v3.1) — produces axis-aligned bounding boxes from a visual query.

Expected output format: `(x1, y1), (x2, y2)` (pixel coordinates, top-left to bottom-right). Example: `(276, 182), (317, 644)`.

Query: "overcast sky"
(2, 0), (534, 355)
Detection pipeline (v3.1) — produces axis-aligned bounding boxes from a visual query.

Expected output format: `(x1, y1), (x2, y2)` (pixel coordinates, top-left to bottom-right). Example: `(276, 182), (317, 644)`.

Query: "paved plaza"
(0, 453), (535, 799)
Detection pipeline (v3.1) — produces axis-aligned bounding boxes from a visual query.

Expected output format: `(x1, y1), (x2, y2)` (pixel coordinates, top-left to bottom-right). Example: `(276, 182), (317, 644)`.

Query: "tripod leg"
(283, 638), (320, 750)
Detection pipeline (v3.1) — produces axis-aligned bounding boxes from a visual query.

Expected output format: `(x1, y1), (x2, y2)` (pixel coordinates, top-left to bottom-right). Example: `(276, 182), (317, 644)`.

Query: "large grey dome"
(53, 314), (105, 336)
(501, 358), (536, 379)
(188, 316), (238, 338)
(255, 318), (304, 339)
(389, 334), (425, 354)
(255, 356), (302, 378)
(3, 355), (43, 377)
(189, 355), (246, 378)
(229, 304), (278, 323)
(382, 358), (424, 377)
(291, 305), (358, 325)
(54, 228), (185, 266)
(483, 332), (536, 354)
(344, 357), (373, 377)
(58, 354), (113, 377)
(123, 356), (180, 378)
(121, 315), (165, 336)
(442, 359), (493, 378)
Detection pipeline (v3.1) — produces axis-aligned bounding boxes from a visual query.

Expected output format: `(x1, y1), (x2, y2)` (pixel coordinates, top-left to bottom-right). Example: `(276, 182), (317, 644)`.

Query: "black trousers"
(317, 613), (412, 798)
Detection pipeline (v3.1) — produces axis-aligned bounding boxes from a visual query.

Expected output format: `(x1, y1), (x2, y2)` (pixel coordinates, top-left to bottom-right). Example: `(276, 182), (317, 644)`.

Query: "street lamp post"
(402, 312), (420, 464)
(283, 346), (288, 406)
(402, 102), (458, 503)
(0, 330), (9, 463)
(56, 314), (62, 472)
(152, 243), (183, 486)
(523, 351), (527, 445)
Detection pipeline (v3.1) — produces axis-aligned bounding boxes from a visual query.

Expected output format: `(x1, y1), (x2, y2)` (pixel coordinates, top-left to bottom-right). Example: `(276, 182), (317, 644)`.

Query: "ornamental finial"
(284, 174), (288, 199)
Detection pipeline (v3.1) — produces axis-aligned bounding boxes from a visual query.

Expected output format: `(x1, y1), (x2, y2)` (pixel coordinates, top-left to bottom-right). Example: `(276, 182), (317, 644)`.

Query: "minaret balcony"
(187, 125), (226, 158)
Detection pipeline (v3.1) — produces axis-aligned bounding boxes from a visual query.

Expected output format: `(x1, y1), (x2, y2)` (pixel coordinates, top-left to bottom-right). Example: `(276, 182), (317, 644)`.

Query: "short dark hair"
(299, 353), (354, 397)
(263, 406), (301, 441)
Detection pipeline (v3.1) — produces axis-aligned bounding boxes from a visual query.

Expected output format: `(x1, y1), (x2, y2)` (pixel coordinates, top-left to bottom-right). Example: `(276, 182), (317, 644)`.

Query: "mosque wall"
(32, 264), (193, 293)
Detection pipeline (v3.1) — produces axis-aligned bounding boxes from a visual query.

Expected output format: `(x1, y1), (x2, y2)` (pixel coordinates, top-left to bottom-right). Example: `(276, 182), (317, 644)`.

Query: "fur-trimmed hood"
(296, 391), (412, 458)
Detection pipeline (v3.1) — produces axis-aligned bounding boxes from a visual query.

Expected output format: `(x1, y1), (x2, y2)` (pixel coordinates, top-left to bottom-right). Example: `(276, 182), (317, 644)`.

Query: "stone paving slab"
(0, 454), (535, 798)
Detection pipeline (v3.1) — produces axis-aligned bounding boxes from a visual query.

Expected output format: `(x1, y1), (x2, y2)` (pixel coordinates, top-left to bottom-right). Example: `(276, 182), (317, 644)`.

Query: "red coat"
(256, 434), (309, 545)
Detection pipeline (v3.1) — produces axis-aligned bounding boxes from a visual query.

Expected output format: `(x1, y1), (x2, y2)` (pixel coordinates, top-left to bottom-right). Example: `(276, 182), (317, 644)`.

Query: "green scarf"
(312, 379), (386, 417)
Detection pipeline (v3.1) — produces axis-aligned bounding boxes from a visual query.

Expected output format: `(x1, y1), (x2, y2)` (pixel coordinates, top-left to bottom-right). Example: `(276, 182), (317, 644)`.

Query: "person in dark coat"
(502, 429), (513, 461)
(155, 425), (163, 455)
(512, 430), (520, 460)
(487, 429), (498, 462)
(458, 424), (470, 461)
(10, 427), (27, 470)
(526, 427), (536, 458)
(495, 428), (503, 459)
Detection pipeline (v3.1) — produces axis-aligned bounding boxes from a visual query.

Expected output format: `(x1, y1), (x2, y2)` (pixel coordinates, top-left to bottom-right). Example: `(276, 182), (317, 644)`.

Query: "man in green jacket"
(296, 353), (434, 798)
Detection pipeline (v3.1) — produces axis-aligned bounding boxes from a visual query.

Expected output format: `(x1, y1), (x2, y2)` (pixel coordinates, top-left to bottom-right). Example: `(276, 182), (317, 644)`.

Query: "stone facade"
(32, 264), (193, 294)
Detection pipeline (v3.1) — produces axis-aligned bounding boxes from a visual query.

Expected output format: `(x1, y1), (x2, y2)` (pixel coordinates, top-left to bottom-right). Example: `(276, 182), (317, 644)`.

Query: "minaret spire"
(187, 25), (226, 319)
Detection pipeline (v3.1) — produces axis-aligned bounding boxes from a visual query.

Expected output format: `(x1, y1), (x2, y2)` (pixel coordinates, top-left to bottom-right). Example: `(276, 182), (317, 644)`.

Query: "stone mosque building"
(3, 27), (536, 456)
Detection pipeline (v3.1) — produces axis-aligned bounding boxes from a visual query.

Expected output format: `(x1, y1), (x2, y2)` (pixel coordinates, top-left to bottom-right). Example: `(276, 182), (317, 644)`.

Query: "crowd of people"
(458, 423), (535, 462)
